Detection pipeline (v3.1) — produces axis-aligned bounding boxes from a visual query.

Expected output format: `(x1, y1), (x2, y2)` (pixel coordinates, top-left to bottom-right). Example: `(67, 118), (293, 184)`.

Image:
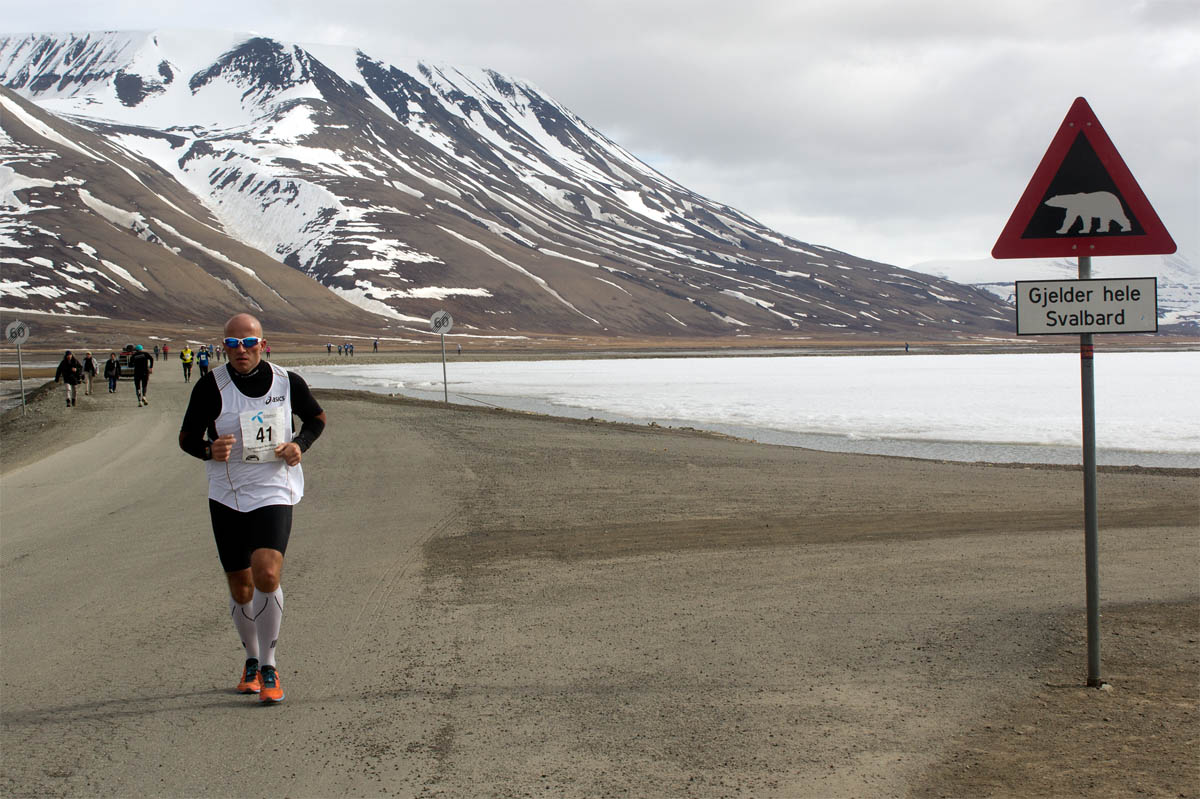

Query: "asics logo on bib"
(264, 395), (286, 404)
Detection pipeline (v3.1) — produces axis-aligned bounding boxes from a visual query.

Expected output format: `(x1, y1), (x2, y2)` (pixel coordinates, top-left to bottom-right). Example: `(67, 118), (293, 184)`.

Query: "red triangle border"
(992, 97), (1176, 259)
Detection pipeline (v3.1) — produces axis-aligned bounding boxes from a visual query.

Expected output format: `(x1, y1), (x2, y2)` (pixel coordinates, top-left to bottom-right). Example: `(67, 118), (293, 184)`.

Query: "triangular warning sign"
(993, 97), (1175, 258)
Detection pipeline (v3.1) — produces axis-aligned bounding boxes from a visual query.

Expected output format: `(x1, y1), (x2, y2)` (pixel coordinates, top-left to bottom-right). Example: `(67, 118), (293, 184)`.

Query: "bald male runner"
(178, 314), (326, 704)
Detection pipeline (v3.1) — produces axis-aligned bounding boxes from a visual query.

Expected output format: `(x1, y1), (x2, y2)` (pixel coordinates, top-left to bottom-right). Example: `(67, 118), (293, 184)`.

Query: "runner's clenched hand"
(211, 434), (236, 462)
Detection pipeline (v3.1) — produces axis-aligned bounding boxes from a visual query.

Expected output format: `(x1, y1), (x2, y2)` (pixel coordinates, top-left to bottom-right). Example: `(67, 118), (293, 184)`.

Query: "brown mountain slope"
(1, 86), (387, 337)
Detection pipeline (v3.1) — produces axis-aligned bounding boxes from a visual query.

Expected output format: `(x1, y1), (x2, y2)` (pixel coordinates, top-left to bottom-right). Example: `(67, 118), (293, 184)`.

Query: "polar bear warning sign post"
(993, 97), (1175, 692)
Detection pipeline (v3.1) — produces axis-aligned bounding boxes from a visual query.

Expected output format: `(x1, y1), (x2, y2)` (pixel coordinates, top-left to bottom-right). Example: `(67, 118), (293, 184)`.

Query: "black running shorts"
(208, 500), (293, 573)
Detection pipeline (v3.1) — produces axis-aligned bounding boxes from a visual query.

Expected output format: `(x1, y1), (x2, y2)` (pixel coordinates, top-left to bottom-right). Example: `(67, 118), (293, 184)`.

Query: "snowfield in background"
(298, 351), (1200, 467)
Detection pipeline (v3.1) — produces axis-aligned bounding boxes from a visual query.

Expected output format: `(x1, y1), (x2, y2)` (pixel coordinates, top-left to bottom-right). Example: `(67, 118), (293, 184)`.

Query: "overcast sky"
(6, 0), (1198, 267)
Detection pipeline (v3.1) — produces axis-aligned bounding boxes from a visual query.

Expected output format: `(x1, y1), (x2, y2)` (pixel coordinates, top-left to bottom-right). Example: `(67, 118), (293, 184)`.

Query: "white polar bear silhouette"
(1044, 191), (1131, 234)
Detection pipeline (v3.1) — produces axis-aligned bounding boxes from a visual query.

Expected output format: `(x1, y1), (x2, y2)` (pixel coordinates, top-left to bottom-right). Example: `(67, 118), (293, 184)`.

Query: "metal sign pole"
(429, 310), (454, 405)
(1078, 255), (1102, 687)
(16, 342), (27, 415)
(441, 334), (448, 404)
(996, 98), (1174, 689)
(6, 320), (31, 416)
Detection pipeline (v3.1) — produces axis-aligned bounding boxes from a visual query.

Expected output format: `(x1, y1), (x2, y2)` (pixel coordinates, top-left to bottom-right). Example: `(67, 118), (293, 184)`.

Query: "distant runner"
(180, 345), (194, 383)
(104, 352), (121, 393)
(129, 345), (154, 406)
(81, 351), (98, 396)
(54, 350), (82, 407)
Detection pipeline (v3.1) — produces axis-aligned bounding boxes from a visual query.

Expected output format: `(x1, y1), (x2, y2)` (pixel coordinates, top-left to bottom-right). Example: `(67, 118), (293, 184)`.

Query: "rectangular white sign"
(1015, 277), (1157, 335)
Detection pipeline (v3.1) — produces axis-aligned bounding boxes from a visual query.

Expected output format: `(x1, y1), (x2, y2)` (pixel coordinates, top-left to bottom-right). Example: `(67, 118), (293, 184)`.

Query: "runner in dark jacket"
(129, 345), (154, 406)
(103, 353), (122, 393)
(54, 351), (82, 407)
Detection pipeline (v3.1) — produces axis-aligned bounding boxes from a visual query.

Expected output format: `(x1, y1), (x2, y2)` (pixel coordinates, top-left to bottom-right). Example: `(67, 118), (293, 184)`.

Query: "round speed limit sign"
(430, 310), (453, 335)
(5, 320), (30, 347)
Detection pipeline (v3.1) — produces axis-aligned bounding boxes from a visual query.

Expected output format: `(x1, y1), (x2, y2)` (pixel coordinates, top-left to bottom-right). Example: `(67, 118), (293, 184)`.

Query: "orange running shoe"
(259, 665), (284, 704)
(236, 658), (262, 694)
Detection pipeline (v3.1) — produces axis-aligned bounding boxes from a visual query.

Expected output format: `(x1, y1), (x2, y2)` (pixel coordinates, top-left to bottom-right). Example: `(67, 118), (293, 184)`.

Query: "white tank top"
(206, 363), (305, 511)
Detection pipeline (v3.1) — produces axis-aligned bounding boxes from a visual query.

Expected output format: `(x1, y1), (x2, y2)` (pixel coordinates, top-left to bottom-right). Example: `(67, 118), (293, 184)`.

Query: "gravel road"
(2, 373), (1196, 798)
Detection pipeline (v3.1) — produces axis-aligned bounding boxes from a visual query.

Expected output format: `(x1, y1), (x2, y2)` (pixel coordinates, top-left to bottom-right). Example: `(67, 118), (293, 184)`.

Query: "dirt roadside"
(1, 373), (1196, 798)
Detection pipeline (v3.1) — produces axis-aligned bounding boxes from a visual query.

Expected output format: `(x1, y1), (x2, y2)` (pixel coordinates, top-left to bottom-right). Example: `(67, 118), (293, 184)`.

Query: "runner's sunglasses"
(223, 337), (261, 349)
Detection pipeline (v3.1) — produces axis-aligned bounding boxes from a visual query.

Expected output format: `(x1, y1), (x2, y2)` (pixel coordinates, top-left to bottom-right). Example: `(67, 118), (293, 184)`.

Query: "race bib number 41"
(239, 407), (287, 463)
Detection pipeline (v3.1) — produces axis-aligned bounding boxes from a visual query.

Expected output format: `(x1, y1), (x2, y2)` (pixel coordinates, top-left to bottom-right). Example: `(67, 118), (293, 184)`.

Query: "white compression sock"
(252, 587), (284, 668)
(229, 597), (260, 660)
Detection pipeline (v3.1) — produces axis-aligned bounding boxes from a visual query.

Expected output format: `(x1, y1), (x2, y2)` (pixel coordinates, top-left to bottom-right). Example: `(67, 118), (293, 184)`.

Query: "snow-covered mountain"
(3, 30), (1020, 340)
(915, 254), (1199, 330)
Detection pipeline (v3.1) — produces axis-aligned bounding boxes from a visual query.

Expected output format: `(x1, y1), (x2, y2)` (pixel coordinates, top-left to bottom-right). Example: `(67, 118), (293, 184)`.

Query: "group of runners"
(178, 344), (217, 383)
(54, 346), (155, 406)
(325, 341), (358, 355)
(55, 340), (232, 406)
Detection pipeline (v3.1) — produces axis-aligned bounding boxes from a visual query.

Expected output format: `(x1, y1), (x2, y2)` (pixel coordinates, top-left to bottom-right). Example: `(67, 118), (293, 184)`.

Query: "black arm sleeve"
(288, 372), (325, 453)
(178, 373), (221, 460)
